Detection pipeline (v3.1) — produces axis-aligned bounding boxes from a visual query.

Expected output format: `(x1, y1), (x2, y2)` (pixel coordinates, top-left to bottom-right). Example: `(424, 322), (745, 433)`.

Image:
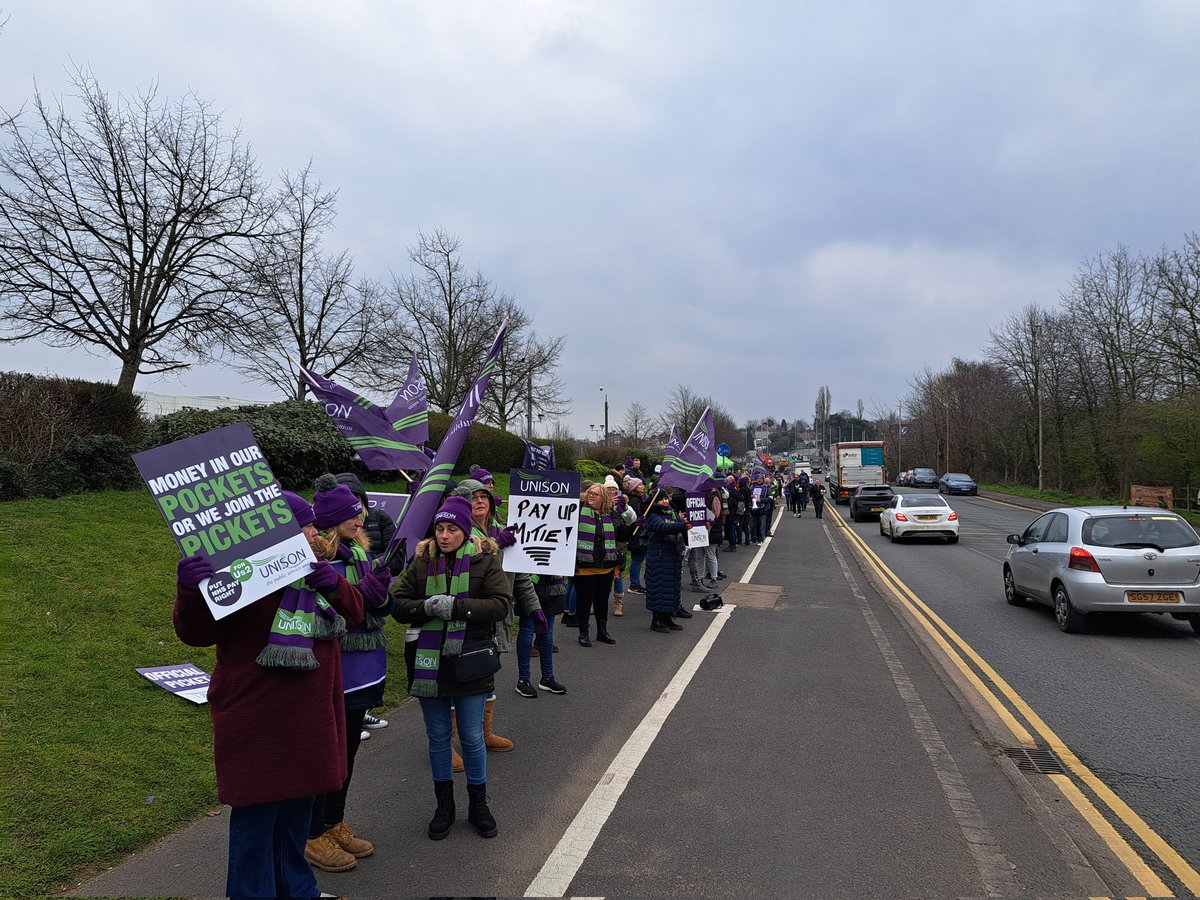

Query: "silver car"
(1003, 506), (1200, 633)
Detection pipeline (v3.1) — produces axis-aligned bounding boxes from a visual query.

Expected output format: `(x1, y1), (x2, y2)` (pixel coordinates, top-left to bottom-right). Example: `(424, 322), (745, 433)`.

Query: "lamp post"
(599, 386), (609, 446)
(942, 398), (951, 472)
(897, 400), (903, 478)
(1032, 323), (1043, 491)
(589, 424), (597, 445)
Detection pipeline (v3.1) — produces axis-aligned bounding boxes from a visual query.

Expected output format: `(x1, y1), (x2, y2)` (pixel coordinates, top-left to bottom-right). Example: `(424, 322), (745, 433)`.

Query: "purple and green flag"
(300, 363), (430, 472)
(386, 319), (510, 567)
(522, 439), (556, 471)
(658, 407), (722, 492)
(385, 356), (430, 447)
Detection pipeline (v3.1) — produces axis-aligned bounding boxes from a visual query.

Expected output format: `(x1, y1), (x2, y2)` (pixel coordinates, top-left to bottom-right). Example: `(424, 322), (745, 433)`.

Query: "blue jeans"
(226, 797), (317, 900)
(613, 568), (625, 595)
(751, 510), (768, 542)
(564, 582), (577, 615)
(517, 615), (556, 682)
(629, 548), (646, 588)
(420, 693), (488, 784)
(726, 519), (738, 548)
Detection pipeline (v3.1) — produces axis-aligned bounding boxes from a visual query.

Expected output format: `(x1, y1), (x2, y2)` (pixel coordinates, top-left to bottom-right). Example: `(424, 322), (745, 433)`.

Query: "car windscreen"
(944, 473), (971, 481)
(903, 495), (947, 507)
(913, 469), (936, 476)
(1082, 514), (1200, 551)
(857, 489), (894, 500)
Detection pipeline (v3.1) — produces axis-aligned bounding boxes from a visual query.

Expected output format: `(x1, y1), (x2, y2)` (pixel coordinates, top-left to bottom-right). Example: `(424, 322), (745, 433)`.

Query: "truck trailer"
(830, 441), (886, 504)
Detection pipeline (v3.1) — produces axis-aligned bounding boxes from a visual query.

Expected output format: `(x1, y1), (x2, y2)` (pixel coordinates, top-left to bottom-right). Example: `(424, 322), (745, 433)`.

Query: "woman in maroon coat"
(173, 490), (363, 900)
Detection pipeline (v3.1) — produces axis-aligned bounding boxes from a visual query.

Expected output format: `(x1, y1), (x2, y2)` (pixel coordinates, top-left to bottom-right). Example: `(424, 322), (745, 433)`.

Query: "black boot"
(428, 779), (455, 840)
(467, 782), (498, 838)
(578, 625), (592, 647)
(651, 613), (670, 633)
(674, 606), (694, 619)
(666, 615), (683, 631)
(595, 621), (616, 644)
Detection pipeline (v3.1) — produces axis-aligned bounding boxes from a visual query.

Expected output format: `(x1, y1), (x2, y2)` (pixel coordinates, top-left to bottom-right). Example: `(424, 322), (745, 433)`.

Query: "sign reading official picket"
(685, 491), (710, 547)
(502, 469), (581, 575)
(137, 663), (211, 704)
(133, 422), (315, 619)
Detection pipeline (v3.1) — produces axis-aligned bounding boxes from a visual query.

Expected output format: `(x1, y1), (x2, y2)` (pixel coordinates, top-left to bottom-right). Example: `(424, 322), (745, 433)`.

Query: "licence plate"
(917, 515), (939, 521)
(871, 507), (884, 513)
(1127, 591), (1182, 604)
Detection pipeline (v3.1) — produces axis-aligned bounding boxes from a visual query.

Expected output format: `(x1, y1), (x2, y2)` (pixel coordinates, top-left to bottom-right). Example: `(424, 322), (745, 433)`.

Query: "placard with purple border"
(502, 469), (581, 575)
(686, 491), (710, 547)
(137, 663), (211, 704)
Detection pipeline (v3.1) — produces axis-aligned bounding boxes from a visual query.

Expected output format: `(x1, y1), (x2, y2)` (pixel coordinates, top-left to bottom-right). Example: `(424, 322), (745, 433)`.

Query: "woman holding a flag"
(392, 496), (512, 840)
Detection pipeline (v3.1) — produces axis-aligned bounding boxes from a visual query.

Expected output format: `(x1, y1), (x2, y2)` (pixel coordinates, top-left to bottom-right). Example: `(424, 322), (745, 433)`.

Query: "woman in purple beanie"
(392, 495), (513, 840)
(173, 489), (363, 899)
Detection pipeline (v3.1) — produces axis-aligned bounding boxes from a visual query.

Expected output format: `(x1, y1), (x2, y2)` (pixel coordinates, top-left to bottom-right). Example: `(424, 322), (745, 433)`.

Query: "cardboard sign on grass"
(137, 663), (211, 704)
(502, 469), (581, 575)
(133, 421), (315, 619)
(685, 491), (710, 548)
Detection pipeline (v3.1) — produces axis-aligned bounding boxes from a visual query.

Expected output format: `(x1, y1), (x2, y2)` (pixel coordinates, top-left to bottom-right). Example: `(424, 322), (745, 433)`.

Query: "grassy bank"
(980, 482), (1200, 526)
(0, 474), (487, 897)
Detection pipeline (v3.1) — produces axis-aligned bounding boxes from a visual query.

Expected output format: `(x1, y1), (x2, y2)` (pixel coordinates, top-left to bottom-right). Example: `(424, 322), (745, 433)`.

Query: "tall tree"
(225, 163), (384, 399)
(0, 71), (266, 391)
(620, 400), (653, 444)
(480, 298), (570, 432)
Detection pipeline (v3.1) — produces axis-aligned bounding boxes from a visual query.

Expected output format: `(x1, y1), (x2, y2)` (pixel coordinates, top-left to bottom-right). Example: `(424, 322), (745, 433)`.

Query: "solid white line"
(739, 506), (785, 583)
(523, 606), (737, 897)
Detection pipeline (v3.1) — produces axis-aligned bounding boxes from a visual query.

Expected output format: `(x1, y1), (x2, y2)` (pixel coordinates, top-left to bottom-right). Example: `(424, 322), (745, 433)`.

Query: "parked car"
(896, 469), (912, 487)
(879, 493), (959, 543)
(938, 472), (978, 495)
(849, 484), (896, 522)
(910, 467), (939, 488)
(1003, 506), (1200, 634)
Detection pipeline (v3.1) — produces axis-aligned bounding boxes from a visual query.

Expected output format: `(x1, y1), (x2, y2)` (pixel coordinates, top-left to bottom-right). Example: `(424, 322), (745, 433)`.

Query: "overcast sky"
(3, 1), (1198, 438)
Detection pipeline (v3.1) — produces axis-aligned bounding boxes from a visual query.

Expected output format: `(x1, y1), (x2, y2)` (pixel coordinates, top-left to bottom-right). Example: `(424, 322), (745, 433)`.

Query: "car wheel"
(947, 534), (959, 544)
(1189, 614), (1200, 636)
(1053, 583), (1086, 633)
(1003, 567), (1026, 606)
(879, 520), (886, 536)
(889, 527), (899, 543)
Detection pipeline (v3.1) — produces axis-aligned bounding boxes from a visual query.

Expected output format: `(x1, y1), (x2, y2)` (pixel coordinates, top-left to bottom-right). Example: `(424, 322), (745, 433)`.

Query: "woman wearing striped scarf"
(392, 496), (513, 840)
(572, 482), (636, 646)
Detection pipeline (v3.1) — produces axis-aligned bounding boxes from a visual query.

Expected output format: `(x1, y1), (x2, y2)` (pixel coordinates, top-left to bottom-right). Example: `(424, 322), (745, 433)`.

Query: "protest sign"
(133, 422), (315, 620)
(502, 469), (581, 575)
(137, 663), (211, 704)
(685, 491), (710, 548)
(366, 491), (411, 522)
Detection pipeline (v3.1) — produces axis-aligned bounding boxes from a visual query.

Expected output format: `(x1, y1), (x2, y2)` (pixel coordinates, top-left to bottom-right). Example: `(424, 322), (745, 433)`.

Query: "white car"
(879, 493), (959, 543)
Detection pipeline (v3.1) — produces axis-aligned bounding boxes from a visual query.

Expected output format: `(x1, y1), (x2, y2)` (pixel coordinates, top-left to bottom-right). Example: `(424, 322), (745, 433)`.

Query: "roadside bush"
(575, 459), (611, 481)
(0, 460), (27, 500)
(427, 412), (528, 476)
(60, 435), (142, 491)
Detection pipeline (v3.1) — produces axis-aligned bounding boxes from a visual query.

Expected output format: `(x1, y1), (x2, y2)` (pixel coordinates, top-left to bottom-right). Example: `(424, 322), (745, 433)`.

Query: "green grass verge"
(981, 483), (1200, 526)
(0, 474), (490, 897)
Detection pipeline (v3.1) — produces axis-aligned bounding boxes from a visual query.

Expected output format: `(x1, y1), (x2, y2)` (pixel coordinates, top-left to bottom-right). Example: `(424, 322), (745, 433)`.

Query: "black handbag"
(447, 640), (501, 681)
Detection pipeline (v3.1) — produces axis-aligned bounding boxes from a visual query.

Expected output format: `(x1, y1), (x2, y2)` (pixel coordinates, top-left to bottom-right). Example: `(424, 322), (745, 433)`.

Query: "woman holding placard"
(173, 490), (364, 900)
(391, 496), (513, 839)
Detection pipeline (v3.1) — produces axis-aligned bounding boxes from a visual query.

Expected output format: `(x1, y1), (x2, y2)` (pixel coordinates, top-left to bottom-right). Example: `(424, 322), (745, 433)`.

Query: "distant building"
(135, 391), (270, 418)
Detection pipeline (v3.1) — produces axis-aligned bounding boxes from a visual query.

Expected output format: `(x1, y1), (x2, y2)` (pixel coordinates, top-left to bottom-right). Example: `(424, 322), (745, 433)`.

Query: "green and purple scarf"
(409, 540), (475, 698)
(255, 579), (346, 670)
(576, 506), (618, 567)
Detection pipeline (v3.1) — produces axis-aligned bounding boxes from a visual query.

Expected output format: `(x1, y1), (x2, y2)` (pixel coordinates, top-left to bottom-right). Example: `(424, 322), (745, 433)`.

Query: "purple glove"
(305, 560), (340, 594)
(359, 569), (392, 607)
(177, 554), (214, 589)
(615, 494), (627, 513)
(533, 609), (548, 635)
(495, 526), (518, 549)
(634, 516), (646, 529)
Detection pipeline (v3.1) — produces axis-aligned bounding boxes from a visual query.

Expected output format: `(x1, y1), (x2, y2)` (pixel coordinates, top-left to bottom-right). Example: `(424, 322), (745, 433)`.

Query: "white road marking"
(523, 608), (737, 897)
(739, 506), (785, 583)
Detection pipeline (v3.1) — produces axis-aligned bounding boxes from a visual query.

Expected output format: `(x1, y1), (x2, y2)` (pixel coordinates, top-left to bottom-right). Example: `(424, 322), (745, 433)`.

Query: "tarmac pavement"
(68, 503), (1132, 898)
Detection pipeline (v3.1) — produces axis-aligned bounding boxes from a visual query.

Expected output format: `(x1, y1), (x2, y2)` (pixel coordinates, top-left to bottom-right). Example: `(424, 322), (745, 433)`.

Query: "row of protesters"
(173, 490), (365, 899)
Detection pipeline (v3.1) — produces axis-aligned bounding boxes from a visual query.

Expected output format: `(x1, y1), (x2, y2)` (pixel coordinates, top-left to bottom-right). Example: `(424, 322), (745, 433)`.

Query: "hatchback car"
(910, 467), (939, 488)
(849, 484), (895, 522)
(879, 493), (959, 543)
(938, 472), (978, 495)
(1003, 506), (1200, 633)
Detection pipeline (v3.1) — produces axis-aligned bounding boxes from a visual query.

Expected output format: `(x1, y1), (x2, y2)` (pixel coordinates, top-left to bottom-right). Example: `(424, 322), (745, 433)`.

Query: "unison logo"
(253, 549), (310, 579)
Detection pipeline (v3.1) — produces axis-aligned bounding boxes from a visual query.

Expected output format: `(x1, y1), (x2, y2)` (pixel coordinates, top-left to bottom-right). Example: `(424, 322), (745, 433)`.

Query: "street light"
(941, 398), (951, 472)
(599, 386), (609, 446)
(1032, 323), (1043, 491)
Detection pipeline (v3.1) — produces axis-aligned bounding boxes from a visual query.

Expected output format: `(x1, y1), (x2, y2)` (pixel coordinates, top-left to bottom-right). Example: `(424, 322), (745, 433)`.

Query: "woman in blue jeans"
(392, 496), (513, 840)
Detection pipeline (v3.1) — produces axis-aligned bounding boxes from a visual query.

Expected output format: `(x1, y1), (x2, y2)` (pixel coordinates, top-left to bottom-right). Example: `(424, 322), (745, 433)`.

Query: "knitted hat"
(312, 474), (363, 529)
(624, 457), (634, 468)
(624, 476), (643, 493)
(452, 478), (494, 513)
(469, 468), (494, 485)
(282, 491), (316, 528)
(603, 474), (620, 491)
(433, 495), (473, 536)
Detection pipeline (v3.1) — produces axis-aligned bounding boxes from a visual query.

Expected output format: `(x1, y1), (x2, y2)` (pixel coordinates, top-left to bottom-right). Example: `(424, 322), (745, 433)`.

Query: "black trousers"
(573, 571), (615, 631)
(310, 706), (366, 835)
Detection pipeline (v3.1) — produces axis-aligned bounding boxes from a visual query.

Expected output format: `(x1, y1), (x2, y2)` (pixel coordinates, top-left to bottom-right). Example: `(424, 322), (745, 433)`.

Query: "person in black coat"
(643, 490), (690, 633)
(810, 480), (826, 519)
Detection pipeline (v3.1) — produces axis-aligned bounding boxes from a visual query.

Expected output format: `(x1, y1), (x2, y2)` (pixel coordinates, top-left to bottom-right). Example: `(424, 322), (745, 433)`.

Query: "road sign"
(717, 442), (730, 457)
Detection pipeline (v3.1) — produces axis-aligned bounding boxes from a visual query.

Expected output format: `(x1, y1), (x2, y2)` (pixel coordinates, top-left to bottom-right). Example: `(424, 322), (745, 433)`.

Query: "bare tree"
(659, 384), (708, 437)
(224, 163), (384, 399)
(619, 401), (653, 444)
(480, 298), (571, 432)
(1155, 232), (1200, 392)
(0, 71), (266, 391)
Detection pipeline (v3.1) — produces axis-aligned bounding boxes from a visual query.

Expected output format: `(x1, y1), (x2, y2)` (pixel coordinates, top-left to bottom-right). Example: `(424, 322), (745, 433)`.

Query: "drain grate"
(1003, 747), (1069, 775)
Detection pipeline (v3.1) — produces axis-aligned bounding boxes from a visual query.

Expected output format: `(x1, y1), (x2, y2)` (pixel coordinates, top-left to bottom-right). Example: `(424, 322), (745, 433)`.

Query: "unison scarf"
(256, 580), (346, 670)
(336, 543), (389, 653)
(576, 506), (618, 567)
(409, 540), (476, 698)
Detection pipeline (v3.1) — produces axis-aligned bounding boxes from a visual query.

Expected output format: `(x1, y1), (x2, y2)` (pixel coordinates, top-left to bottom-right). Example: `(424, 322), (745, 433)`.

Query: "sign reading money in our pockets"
(133, 422), (316, 620)
(502, 469), (581, 575)
(685, 491), (710, 547)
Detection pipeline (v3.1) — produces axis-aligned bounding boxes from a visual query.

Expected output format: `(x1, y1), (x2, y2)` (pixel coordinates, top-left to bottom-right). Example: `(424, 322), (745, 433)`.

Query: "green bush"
(0, 459), (27, 500)
(59, 434), (142, 491)
(33, 457), (87, 498)
(428, 412), (527, 476)
(576, 459), (611, 481)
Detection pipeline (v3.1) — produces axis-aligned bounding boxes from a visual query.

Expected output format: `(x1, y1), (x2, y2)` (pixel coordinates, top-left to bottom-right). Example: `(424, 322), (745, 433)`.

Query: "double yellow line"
(830, 512), (1200, 899)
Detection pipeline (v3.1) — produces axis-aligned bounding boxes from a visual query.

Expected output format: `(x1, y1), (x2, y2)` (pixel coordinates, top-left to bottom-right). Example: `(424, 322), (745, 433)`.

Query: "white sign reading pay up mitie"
(502, 469), (582, 575)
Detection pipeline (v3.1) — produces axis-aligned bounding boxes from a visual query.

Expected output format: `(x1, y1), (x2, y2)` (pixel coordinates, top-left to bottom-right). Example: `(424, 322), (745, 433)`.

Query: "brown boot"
(451, 712), (464, 773)
(483, 697), (513, 752)
(612, 593), (624, 616)
(304, 831), (358, 872)
(326, 821), (374, 858)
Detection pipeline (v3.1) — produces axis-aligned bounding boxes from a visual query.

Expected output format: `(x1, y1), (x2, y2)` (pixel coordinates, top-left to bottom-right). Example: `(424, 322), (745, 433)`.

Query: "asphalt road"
(69, 497), (1197, 898)
(833, 489), (1200, 882)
